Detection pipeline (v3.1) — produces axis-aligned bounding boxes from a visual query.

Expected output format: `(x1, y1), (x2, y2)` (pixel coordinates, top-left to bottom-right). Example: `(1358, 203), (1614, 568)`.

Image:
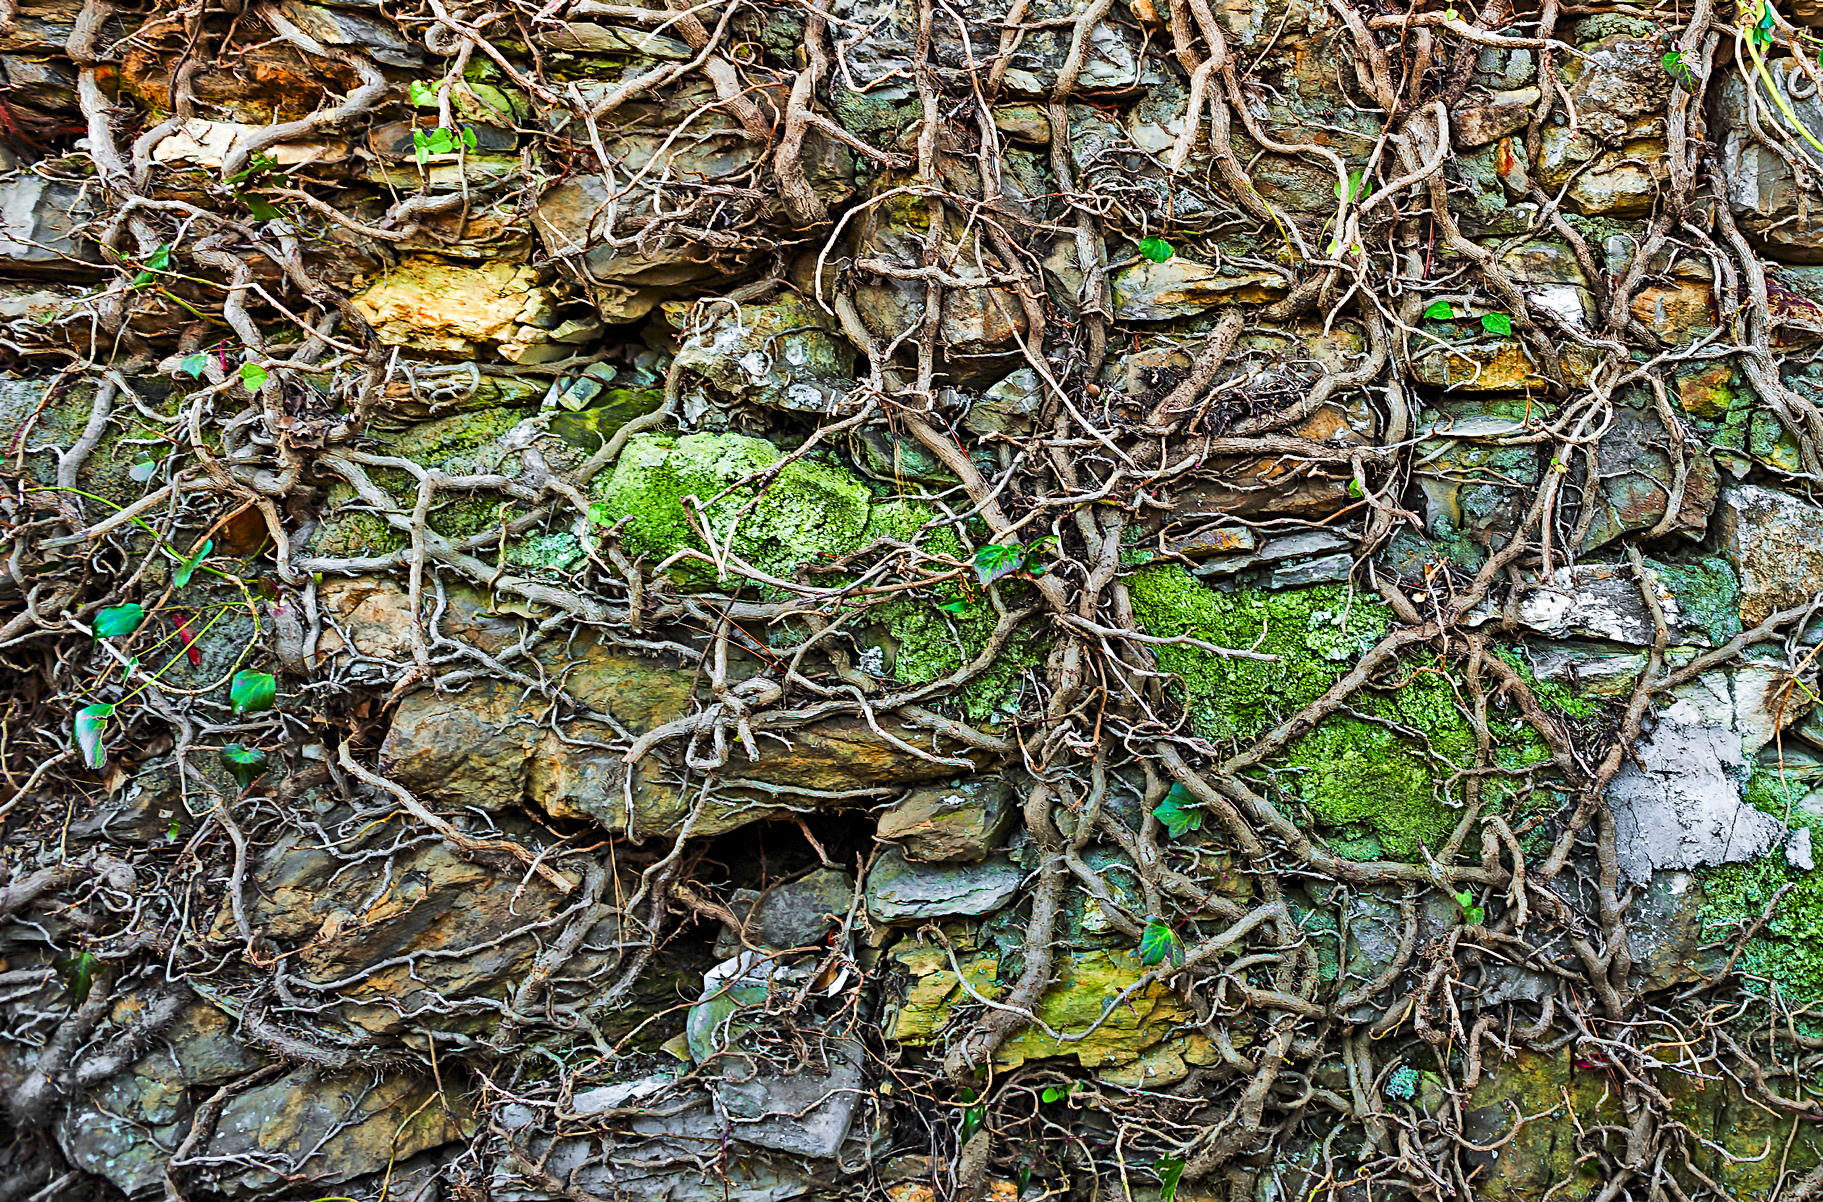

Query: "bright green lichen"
(1128, 566), (1562, 859)
(593, 432), (872, 583)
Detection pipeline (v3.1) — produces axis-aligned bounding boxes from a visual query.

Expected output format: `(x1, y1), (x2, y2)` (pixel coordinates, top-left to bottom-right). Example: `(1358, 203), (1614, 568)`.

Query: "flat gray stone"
(1607, 714), (1788, 886)
(865, 848), (1022, 921)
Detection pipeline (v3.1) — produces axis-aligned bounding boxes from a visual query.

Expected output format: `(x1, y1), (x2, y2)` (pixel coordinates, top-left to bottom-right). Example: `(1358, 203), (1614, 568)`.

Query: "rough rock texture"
(7, 3), (1823, 1202)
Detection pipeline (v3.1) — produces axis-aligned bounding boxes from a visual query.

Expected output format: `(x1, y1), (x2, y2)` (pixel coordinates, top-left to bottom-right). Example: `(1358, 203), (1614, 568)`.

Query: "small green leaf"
(1347, 479), (1364, 498)
(94, 603), (145, 638)
(1481, 311), (1513, 336)
(409, 79), (439, 107)
(178, 351), (208, 379)
(172, 539), (212, 588)
(1041, 1085), (1066, 1103)
(1423, 300), (1456, 321)
(1662, 49), (1698, 90)
(972, 542), (1025, 587)
(241, 193), (282, 221)
(1156, 1155), (1188, 1202)
(220, 743), (270, 789)
(1151, 782), (1204, 839)
(145, 244), (171, 272)
(937, 599), (973, 615)
(460, 125), (477, 151)
(229, 671), (278, 716)
(129, 458), (158, 483)
(958, 1087), (985, 1142)
(1333, 169), (1372, 203)
(1137, 236), (1175, 263)
(226, 152), (279, 187)
(239, 362), (268, 391)
(75, 703), (114, 770)
(52, 951), (100, 1006)
(413, 127), (432, 166)
(1139, 918), (1185, 968)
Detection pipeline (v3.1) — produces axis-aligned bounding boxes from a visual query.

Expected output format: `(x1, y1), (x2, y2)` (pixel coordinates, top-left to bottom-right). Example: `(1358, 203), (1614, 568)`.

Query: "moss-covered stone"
(1125, 566), (1388, 743)
(1128, 567), (1562, 858)
(592, 432), (872, 582)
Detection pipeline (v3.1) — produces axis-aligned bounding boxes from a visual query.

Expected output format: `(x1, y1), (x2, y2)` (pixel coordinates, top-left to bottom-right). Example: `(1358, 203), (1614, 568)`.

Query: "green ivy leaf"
(144, 244), (171, 272)
(958, 1087), (986, 1142)
(1139, 918), (1185, 968)
(1423, 300), (1456, 321)
(52, 951), (100, 1006)
(239, 362), (268, 392)
(1041, 1084), (1066, 1104)
(1455, 889), (1485, 926)
(937, 598), (974, 615)
(220, 743), (270, 789)
(178, 351), (208, 379)
(413, 127), (432, 166)
(1752, 0), (1775, 47)
(241, 193), (282, 221)
(409, 79), (440, 107)
(74, 703), (114, 770)
(1662, 49), (1698, 90)
(229, 671), (278, 716)
(226, 152), (279, 187)
(1151, 782), (1204, 839)
(1481, 311), (1513, 336)
(1137, 236), (1175, 263)
(1333, 169), (1373, 202)
(972, 542), (1025, 587)
(172, 539), (212, 588)
(94, 603), (145, 638)
(1156, 1155), (1188, 1202)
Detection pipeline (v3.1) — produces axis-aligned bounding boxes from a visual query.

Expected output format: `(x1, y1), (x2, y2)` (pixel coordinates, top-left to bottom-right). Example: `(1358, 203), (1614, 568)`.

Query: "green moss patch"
(1128, 566), (1561, 859)
(593, 432), (872, 583)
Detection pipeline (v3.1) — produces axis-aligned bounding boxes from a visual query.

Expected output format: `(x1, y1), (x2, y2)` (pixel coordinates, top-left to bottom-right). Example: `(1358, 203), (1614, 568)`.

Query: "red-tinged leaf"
(173, 612), (202, 666)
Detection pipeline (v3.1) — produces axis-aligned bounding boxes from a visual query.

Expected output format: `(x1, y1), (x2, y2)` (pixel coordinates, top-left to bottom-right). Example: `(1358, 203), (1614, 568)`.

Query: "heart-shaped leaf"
(1151, 782), (1204, 839)
(1423, 300), (1456, 321)
(409, 79), (439, 107)
(75, 703), (114, 769)
(1139, 918), (1185, 968)
(1481, 311), (1513, 336)
(239, 362), (268, 392)
(220, 743), (270, 789)
(172, 539), (212, 588)
(94, 603), (145, 639)
(972, 543), (1025, 587)
(229, 671), (277, 715)
(178, 352), (208, 379)
(1137, 236), (1175, 263)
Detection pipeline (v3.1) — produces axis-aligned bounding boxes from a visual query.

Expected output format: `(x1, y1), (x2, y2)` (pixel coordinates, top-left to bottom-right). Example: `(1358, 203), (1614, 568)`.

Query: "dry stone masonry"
(7, 0), (1823, 1200)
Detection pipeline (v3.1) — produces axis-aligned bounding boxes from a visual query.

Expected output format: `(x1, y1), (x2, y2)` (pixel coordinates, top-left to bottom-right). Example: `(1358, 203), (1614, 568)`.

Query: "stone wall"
(4, 1), (1823, 1200)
